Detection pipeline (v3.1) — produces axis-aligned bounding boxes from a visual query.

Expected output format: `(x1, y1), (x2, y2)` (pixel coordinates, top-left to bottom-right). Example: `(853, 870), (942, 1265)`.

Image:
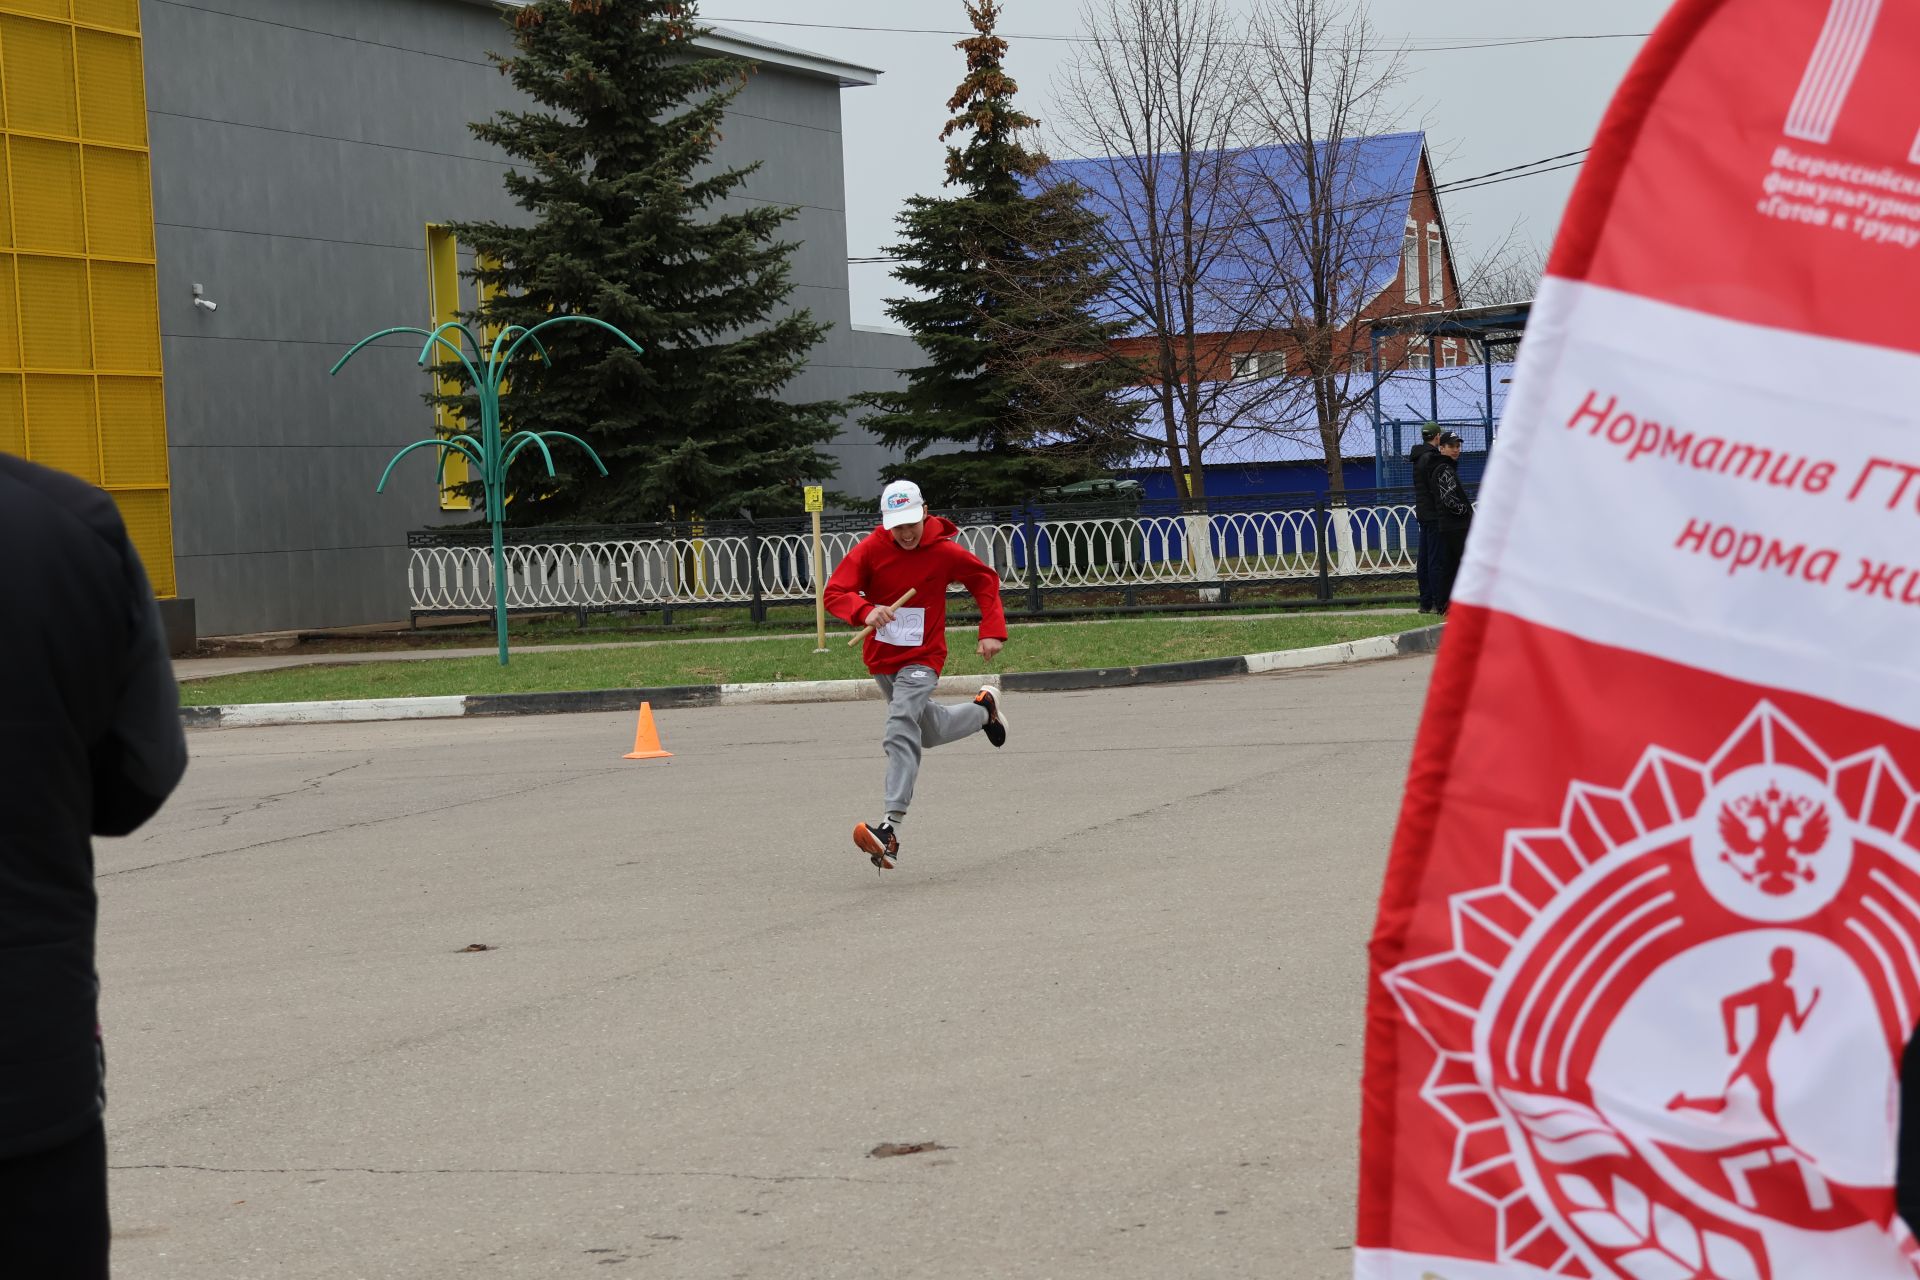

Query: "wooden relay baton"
(848, 588), (917, 646)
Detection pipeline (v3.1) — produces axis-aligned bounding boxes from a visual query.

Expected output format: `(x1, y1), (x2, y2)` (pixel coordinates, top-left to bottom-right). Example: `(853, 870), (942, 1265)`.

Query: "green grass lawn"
(180, 614), (1427, 705)
(307, 584), (1416, 652)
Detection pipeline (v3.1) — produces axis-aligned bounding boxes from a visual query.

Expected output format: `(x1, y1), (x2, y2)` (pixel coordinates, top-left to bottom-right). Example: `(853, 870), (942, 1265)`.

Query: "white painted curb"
(716, 674), (993, 705)
(1242, 632), (1406, 674)
(213, 695), (467, 727)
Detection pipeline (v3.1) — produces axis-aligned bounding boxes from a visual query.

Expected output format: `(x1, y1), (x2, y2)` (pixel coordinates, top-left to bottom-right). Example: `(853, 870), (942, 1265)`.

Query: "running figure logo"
(1382, 704), (1920, 1279)
(1667, 947), (1822, 1146)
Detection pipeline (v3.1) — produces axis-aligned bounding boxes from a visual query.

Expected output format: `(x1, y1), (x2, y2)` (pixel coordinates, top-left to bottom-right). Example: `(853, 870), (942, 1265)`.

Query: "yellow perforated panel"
(24, 373), (97, 481)
(96, 375), (162, 485)
(1, 15), (79, 136)
(0, 256), (16, 365)
(426, 224), (473, 510)
(0, 374), (21, 456)
(10, 137), (84, 252)
(111, 489), (173, 597)
(82, 146), (150, 256)
(17, 254), (90, 367)
(71, 0), (137, 32)
(74, 29), (143, 144)
(7, 5), (172, 593)
(88, 261), (156, 370)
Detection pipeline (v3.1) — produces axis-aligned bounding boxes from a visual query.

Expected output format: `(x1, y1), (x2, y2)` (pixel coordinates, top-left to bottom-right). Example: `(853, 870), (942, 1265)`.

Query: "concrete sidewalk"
(177, 608), (1421, 680)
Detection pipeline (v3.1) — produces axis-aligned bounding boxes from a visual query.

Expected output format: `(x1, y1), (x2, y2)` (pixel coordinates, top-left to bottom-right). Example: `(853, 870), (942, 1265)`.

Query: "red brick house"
(1048, 131), (1467, 385)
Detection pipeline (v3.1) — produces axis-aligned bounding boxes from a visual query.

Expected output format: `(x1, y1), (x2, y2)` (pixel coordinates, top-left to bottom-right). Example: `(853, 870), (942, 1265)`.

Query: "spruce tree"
(856, 0), (1142, 509)
(445, 0), (840, 524)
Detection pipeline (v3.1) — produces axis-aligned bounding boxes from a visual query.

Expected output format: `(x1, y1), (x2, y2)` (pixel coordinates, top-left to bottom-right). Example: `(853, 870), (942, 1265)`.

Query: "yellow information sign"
(804, 485), (825, 513)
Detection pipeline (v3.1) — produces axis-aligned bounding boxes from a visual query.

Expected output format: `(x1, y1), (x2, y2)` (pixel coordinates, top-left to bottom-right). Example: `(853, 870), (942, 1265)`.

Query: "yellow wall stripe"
(0, 1), (174, 596)
(426, 223), (473, 511)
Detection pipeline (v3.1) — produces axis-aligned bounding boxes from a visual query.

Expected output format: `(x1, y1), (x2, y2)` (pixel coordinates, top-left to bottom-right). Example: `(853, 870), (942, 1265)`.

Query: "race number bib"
(874, 607), (926, 648)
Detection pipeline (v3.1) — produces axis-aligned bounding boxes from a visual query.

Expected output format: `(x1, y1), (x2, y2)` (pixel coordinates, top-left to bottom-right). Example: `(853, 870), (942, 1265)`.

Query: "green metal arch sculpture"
(332, 315), (644, 665)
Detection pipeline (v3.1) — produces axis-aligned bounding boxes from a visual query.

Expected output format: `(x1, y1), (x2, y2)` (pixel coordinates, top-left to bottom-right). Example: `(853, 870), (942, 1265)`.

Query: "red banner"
(1357, 3), (1920, 1278)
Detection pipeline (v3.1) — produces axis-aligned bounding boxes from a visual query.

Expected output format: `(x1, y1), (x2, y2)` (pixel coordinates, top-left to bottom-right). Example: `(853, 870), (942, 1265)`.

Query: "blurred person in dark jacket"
(1408, 424), (1442, 612)
(0, 454), (187, 1277)
(1900, 1033), (1920, 1239)
(1428, 432), (1474, 615)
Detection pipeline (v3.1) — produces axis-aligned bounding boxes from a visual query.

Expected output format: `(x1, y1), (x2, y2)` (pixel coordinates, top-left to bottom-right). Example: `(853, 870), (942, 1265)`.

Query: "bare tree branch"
(1047, 0), (1475, 503)
(1231, 0), (1417, 501)
(1048, 0), (1272, 502)
(1457, 235), (1547, 307)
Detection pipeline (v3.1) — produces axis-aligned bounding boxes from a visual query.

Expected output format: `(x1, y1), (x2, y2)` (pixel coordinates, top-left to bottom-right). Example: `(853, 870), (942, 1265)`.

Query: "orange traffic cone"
(623, 701), (673, 760)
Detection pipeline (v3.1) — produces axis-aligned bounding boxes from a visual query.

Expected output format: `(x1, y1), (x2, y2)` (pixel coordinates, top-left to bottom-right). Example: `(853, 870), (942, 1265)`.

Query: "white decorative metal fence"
(406, 494), (1424, 617)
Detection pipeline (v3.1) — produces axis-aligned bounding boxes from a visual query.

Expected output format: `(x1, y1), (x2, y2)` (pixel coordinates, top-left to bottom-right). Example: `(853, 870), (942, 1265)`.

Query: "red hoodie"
(824, 516), (1008, 675)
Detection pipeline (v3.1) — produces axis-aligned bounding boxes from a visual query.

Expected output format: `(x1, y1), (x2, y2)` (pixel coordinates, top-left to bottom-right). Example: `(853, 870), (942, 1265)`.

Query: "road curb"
(466, 684), (723, 718)
(181, 624), (1443, 729)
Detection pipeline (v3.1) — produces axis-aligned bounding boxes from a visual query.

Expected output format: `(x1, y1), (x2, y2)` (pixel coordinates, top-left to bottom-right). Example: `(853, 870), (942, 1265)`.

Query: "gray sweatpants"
(874, 664), (987, 818)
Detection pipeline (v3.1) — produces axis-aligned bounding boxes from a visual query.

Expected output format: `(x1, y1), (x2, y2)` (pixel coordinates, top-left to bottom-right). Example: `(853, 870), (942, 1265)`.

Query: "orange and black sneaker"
(974, 686), (1008, 748)
(853, 820), (900, 869)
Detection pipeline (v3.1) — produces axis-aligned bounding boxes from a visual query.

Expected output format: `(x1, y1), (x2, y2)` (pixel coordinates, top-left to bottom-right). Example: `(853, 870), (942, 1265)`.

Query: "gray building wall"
(143, 0), (917, 636)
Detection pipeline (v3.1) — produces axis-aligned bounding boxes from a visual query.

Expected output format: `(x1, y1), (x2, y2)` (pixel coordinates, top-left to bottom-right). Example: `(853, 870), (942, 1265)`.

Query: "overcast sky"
(697, 0), (1676, 328)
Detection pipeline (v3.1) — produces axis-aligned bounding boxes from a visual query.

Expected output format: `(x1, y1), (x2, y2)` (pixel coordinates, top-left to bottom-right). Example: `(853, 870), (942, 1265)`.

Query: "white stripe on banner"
(1455, 275), (1920, 727)
(1352, 1248), (1558, 1280)
(1784, 0), (1882, 144)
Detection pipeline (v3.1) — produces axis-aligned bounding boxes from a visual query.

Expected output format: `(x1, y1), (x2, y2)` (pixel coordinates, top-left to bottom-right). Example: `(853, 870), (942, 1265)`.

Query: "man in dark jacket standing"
(1428, 432), (1474, 614)
(1408, 424), (1442, 612)
(0, 454), (187, 1277)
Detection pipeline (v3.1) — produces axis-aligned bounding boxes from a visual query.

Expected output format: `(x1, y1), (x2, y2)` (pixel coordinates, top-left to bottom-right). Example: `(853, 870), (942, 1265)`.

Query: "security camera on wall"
(191, 283), (217, 312)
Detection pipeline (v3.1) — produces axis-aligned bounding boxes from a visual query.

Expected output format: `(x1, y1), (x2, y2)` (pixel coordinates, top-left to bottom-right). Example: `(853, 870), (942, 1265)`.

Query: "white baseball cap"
(879, 479), (926, 529)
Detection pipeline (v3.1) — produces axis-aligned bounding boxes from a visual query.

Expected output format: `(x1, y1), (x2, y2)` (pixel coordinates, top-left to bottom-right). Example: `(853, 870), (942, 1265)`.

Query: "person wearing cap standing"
(823, 479), (1010, 869)
(1427, 431), (1474, 614)
(1408, 423), (1443, 613)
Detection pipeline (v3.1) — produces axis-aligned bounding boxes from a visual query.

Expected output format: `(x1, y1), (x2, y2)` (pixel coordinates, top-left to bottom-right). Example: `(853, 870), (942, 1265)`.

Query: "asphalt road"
(99, 655), (1433, 1279)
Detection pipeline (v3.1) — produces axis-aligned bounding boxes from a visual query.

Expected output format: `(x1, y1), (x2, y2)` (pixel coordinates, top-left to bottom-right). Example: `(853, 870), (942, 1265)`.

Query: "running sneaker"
(974, 686), (1008, 748)
(853, 820), (900, 870)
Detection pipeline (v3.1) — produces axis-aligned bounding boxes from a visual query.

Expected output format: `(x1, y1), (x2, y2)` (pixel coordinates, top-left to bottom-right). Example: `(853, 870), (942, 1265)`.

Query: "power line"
(1433, 158), (1585, 196)
(846, 146), (1589, 263)
(705, 16), (1650, 54)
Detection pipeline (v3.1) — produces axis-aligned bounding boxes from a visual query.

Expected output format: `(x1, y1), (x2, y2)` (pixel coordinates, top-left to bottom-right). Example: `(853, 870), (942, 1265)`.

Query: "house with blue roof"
(1042, 131), (1474, 499)
(1107, 362), (1512, 501)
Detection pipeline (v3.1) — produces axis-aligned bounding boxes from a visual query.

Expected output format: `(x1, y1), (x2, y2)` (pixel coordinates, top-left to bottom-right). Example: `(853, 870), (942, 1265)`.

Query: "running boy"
(824, 479), (1010, 869)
